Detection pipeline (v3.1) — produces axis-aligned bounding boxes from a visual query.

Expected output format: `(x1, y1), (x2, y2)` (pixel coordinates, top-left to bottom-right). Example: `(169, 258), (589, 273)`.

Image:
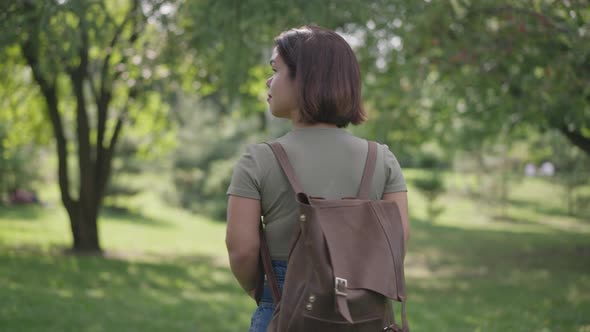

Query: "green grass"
(1, 171), (589, 331)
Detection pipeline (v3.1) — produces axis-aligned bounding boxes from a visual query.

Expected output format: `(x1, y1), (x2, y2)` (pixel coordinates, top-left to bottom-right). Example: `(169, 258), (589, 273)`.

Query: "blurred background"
(1, 0), (589, 331)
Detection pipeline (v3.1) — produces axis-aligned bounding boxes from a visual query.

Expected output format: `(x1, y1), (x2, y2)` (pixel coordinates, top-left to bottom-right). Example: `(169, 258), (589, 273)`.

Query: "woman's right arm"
(226, 195), (261, 296)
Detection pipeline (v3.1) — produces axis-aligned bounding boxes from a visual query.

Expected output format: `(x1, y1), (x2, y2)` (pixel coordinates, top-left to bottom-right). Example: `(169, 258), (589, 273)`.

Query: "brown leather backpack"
(256, 141), (409, 332)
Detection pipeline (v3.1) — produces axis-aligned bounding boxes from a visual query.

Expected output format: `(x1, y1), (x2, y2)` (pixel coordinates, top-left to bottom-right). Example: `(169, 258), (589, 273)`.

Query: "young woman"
(225, 25), (410, 332)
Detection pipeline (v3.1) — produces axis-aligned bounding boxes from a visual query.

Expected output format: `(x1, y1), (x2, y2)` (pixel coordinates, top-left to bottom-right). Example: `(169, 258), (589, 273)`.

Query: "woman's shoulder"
(371, 141), (400, 160)
(240, 142), (274, 160)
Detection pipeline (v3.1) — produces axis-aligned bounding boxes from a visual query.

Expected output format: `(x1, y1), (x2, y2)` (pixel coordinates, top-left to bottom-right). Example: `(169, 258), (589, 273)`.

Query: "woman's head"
(266, 25), (366, 127)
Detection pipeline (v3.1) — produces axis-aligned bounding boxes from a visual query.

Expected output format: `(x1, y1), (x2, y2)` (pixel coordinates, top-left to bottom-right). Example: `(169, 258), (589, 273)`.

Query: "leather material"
(257, 222), (282, 304)
(258, 140), (409, 332)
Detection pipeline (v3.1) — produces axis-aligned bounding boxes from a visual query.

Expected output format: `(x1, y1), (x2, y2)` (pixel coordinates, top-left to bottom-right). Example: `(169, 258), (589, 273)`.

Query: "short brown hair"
(274, 25), (367, 128)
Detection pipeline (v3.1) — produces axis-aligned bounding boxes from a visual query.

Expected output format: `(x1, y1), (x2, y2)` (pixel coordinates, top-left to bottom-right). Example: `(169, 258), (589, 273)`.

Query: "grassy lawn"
(1, 170), (589, 331)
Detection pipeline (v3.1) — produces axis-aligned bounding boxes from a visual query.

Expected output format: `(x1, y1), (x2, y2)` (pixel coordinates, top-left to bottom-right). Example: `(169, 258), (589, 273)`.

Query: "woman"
(225, 25), (410, 332)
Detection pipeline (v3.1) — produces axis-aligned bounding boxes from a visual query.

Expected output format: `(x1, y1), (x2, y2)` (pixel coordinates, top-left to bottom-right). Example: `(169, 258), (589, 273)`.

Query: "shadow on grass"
(99, 206), (174, 228)
(0, 244), (254, 332)
(401, 218), (590, 330)
(508, 197), (589, 220)
(0, 205), (175, 229)
(491, 214), (538, 224)
(407, 217), (590, 273)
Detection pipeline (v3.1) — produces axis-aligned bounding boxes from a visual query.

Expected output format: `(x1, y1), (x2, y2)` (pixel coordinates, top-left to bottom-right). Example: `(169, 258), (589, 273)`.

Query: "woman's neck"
(291, 113), (337, 129)
(292, 122), (338, 129)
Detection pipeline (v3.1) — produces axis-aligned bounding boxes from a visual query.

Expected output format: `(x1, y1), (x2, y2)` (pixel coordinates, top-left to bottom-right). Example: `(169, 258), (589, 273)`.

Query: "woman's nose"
(266, 77), (272, 88)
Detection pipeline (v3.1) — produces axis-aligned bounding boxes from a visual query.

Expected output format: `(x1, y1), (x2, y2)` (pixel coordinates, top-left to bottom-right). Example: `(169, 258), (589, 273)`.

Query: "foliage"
(343, 1), (590, 163)
(168, 0), (375, 118)
(0, 47), (51, 202)
(404, 0), (590, 155)
(0, 123), (43, 203)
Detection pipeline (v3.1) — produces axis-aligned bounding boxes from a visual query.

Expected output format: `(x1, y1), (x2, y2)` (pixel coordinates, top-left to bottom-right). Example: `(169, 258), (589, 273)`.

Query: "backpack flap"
(313, 199), (407, 312)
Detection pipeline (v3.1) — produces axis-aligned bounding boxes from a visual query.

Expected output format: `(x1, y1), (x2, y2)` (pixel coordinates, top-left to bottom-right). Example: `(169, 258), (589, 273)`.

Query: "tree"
(398, 0), (590, 156)
(0, 0), (173, 253)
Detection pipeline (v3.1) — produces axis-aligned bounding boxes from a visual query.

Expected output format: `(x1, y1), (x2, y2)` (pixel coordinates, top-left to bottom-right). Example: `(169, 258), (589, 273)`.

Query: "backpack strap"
(253, 222), (265, 305)
(357, 141), (378, 200)
(256, 141), (301, 306)
(266, 141), (377, 198)
(258, 220), (282, 304)
(265, 142), (304, 194)
(384, 300), (410, 332)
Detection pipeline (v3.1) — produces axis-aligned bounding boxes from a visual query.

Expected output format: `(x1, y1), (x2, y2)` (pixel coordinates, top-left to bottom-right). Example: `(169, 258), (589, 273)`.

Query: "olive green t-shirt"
(226, 127), (407, 260)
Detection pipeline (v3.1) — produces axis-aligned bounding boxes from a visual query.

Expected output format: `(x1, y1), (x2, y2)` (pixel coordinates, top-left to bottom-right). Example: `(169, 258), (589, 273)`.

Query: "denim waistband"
(260, 260), (287, 304)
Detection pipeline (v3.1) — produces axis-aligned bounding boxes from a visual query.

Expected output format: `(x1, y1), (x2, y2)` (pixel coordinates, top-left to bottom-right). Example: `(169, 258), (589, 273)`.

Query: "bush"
(0, 123), (43, 204)
(413, 176), (445, 222)
(412, 153), (446, 222)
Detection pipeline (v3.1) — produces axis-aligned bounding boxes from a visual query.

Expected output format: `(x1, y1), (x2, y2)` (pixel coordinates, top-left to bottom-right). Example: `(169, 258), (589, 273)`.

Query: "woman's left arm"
(226, 195), (261, 296)
(382, 191), (410, 255)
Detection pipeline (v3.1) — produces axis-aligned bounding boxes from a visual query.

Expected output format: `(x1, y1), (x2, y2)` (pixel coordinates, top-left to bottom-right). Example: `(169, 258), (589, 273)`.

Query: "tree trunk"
(65, 201), (101, 253)
(68, 38), (103, 254)
(26, 71), (104, 253)
(21, 15), (104, 254)
(560, 126), (590, 158)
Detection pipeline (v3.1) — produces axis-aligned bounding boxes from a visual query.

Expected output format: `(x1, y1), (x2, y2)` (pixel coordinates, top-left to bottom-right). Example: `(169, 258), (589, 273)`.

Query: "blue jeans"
(249, 260), (287, 332)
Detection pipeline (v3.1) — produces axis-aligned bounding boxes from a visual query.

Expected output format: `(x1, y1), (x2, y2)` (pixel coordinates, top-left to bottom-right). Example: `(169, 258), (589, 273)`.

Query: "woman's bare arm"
(225, 195), (261, 295)
(382, 192), (410, 251)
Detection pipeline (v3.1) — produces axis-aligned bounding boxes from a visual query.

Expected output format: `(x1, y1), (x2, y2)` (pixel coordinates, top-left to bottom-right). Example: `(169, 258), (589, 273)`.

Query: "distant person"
(225, 25), (409, 331)
(9, 188), (41, 205)
(540, 161), (555, 176)
(524, 163), (536, 177)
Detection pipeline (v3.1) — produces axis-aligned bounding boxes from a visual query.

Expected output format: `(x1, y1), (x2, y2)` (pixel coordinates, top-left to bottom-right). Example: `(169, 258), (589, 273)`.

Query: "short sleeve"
(383, 145), (408, 193)
(226, 144), (262, 200)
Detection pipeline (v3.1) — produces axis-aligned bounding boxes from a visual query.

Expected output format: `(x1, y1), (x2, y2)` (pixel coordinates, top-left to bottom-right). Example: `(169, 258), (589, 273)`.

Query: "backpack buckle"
(335, 277), (348, 296)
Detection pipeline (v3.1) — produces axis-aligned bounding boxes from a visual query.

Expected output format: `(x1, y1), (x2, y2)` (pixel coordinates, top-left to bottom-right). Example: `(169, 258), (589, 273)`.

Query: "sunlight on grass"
(405, 169), (590, 235)
(1, 170), (589, 331)
(0, 189), (229, 262)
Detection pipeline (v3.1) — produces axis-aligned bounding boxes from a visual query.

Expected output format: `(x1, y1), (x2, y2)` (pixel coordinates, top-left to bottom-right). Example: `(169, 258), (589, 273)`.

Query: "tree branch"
(473, 5), (577, 36)
(95, 0), (144, 201)
(20, 18), (74, 210)
(96, 0), (139, 161)
(98, 0), (139, 104)
(560, 126), (590, 157)
(87, 68), (99, 107)
(95, 0), (167, 204)
(69, 13), (94, 208)
(97, 96), (132, 202)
